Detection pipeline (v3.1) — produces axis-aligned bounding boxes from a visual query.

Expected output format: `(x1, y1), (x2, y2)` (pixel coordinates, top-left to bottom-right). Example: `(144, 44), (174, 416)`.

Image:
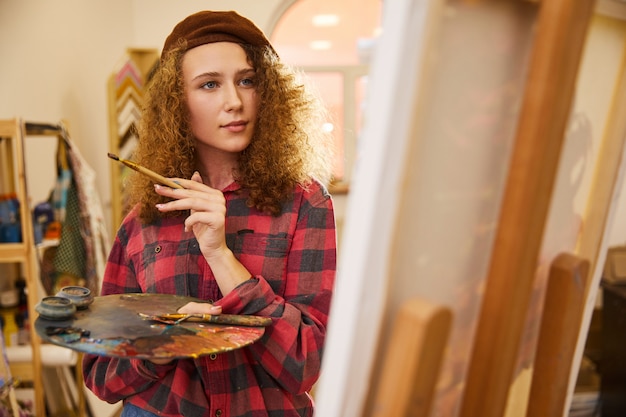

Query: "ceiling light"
(312, 14), (340, 27)
(310, 40), (332, 50)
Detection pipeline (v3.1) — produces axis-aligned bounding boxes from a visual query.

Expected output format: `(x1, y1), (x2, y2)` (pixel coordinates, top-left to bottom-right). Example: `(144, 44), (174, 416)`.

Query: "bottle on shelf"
(0, 193), (22, 243)
(1, 308), (19, 347)
(33, 201), (54, 244)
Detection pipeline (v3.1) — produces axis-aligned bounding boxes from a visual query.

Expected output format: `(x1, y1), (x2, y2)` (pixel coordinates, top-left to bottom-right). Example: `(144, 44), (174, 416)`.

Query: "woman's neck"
(195, 157), (238, 190)
(194, 142), (241, 190)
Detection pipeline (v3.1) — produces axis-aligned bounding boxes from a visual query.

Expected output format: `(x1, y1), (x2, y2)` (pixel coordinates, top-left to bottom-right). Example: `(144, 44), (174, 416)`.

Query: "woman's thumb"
(191, 171), (203, 183)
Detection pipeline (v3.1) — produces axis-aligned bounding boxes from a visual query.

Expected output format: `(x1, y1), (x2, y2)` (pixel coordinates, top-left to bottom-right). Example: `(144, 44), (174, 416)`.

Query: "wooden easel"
(370, 299), (452, 417)
(526, 253), (590, 416)
(459, 0), (597, 416)
(316, 0), (624, 416)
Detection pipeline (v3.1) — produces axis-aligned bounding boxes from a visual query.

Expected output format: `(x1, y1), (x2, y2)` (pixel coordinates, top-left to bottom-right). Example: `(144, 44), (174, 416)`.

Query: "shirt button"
(209, 353), (218, 360)
(154, 245), (161, 253)
(215, 410), (222, 417)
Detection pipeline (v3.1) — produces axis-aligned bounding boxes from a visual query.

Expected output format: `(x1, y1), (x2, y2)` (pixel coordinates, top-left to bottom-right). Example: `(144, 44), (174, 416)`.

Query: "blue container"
(0, 223), (21, 243)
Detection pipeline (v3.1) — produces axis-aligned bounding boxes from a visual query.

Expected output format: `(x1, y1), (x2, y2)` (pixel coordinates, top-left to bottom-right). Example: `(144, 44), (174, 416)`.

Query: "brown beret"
(162, 10), (275, 59)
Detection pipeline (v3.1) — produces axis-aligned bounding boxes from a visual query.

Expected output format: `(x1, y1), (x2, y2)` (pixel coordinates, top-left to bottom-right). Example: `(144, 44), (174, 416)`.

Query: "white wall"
(0, 1), (134, 221)
(130, 0), (284, 50)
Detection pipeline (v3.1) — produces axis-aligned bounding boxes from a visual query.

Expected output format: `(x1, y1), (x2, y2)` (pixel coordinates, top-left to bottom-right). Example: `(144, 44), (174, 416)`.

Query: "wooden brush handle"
(163, 313), (272, 327)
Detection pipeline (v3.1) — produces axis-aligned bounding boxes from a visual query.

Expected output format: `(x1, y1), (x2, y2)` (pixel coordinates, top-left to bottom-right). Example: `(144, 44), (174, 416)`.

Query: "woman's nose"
(223, 85), (243, 111)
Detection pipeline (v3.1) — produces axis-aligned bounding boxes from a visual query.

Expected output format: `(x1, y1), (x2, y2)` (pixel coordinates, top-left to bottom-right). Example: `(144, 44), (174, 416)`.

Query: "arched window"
(269, 0), (383, 191)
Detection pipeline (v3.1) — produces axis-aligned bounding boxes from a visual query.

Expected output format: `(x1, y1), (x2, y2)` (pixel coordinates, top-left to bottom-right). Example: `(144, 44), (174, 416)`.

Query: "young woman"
(83, 10), (337, 417)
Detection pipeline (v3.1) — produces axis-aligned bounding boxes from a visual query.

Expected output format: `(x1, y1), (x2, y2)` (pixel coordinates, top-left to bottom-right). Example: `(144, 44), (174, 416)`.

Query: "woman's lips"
(222, 121), (247, 133)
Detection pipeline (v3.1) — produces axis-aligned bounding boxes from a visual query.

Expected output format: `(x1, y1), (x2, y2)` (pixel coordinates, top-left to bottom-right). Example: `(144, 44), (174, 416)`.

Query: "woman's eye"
(240, 78), (256, 87)
(201, 81), (218, 89)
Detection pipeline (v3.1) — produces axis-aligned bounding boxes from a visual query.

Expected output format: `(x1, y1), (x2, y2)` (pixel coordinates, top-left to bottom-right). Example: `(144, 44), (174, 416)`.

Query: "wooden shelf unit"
(0, 118), (59, 417)
(108, 47), (158, 234)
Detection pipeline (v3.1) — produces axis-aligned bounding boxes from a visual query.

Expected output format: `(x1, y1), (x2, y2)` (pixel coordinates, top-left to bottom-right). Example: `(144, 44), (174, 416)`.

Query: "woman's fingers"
(155, 196), (225, 214)
(166, 173), (206, 190)
(154, 184), (225, 212)
(152, 173), (227, 253)
(153, 172), (226, 214)
(177, 301), (222, 315)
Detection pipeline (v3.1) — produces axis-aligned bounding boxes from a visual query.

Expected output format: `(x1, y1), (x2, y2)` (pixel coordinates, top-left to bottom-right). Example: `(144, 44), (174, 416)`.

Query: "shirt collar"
(221, 181), (242, 193)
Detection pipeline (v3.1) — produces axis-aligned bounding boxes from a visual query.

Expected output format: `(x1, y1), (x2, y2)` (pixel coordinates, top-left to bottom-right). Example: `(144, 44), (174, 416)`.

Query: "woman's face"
(182, 42), (260, 155)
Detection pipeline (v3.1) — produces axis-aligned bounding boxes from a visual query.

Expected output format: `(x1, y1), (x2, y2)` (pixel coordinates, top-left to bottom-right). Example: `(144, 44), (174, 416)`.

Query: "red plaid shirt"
(83, 180), (336, 417)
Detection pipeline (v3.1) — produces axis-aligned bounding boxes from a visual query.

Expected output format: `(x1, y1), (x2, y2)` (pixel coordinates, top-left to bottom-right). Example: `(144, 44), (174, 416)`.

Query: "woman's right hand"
(147, 303), (221, 365)
(177, 301), (222, 315)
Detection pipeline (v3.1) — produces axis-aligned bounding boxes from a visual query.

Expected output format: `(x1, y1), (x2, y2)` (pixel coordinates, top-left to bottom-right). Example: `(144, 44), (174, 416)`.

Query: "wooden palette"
(34, 293), (268, 359)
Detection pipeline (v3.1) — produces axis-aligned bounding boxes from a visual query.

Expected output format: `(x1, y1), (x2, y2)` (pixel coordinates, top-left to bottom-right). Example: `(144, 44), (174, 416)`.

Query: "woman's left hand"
(154, 172), (253, 295)
(154, 172), (228, 260)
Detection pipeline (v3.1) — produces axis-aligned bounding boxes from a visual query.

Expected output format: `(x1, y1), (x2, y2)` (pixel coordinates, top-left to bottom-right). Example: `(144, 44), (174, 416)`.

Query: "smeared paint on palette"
(34, 293), (267, 359)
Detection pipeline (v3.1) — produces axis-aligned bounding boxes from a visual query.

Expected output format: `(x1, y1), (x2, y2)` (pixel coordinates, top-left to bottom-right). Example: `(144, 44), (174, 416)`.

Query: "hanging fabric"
(39, 123), (109, 295)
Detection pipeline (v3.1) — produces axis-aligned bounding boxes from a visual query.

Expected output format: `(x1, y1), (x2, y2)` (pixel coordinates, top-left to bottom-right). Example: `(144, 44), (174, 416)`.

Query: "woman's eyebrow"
(191, 68), (255, 82)
(191, 71), (220, 82)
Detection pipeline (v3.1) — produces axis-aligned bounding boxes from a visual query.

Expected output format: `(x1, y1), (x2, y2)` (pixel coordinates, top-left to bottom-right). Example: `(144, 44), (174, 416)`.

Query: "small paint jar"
(35, 296), (76, 320)
(56, 286), (94, 309)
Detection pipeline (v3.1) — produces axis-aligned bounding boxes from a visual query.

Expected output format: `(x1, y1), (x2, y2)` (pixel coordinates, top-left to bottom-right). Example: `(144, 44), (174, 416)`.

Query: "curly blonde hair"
(125, 42), (334, 222)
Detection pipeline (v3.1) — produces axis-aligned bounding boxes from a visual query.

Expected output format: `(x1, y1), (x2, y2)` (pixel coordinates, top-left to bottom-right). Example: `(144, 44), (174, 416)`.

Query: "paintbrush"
(138, 312), (273, 327)
(107, 153), (184, 189)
